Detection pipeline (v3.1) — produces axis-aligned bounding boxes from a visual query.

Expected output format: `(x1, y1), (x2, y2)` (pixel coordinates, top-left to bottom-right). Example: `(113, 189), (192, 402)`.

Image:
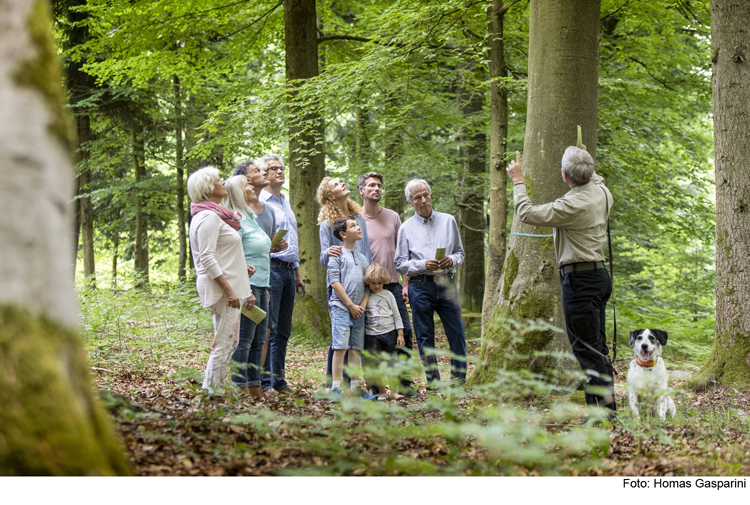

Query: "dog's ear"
(629, 329), (644, 347)
(653, 329), (668, 346)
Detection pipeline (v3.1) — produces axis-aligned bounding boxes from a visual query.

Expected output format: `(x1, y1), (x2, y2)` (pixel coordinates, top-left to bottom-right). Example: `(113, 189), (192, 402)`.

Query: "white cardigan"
(189, 210), (251, 308)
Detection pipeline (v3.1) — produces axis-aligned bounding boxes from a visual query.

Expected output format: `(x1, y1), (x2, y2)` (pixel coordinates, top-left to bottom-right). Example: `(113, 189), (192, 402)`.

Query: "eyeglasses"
(266, 165), (285, 173)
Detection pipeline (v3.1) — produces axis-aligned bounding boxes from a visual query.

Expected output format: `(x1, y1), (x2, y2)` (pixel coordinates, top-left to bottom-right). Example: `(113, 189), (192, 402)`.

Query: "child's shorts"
(365, 329), (399, 355)
(330, 305), (365, 350)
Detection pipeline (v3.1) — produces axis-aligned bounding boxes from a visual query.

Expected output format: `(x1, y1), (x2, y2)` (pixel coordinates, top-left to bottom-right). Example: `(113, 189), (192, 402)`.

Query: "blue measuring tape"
(510, 232), (553, 237)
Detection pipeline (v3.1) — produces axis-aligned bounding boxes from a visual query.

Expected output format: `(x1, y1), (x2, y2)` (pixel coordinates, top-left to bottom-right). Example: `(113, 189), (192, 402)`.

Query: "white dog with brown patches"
(627, 329), (676, 420)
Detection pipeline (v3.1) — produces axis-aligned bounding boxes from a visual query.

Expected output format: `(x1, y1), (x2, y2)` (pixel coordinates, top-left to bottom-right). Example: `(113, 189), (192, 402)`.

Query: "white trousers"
(202, 298), (241, 393)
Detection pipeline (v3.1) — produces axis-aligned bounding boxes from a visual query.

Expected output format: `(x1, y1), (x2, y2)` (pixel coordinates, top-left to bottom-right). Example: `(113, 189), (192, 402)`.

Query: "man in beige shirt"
(506, 146), (616, 418)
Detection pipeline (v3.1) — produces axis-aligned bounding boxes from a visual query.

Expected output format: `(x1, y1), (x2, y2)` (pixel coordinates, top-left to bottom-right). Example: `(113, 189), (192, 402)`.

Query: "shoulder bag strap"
(599, 186), (617, 364)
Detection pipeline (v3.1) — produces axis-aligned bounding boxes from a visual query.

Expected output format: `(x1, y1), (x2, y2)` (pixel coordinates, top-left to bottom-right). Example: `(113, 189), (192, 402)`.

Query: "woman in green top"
(223, 175), (272, 399)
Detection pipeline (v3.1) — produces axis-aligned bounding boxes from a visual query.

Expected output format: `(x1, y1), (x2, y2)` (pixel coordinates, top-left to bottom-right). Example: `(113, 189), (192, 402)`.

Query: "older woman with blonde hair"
(316, 176), (373, 392)
(223, 175), (272, 400)
(188, 167), (256, 394)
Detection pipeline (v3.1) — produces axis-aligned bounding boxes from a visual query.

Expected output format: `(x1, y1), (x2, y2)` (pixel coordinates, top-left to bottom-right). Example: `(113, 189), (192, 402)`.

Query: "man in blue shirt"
(259, 153), (307, 396)
(395, 179), (467, 385)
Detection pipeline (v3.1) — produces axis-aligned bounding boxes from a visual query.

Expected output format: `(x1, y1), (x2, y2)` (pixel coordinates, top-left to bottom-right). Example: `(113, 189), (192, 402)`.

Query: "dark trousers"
(560, 267), (616, 411)
(262, 262), (295, 392)
(409, 277), (467, 383)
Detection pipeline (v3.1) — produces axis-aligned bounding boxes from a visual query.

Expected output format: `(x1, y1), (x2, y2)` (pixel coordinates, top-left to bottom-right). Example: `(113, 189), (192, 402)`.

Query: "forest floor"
(92, 328), (750, 476)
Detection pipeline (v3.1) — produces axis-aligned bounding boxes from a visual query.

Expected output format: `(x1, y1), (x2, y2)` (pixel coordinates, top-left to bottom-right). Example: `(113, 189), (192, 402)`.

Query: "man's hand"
(438, 256), (453, 269)
(247, 265), (256, 278)
(270, 238), (288, 253)
(244, 293), (257, 311)
(348, 303), (364, 319)
(506, 150), (524, 184)
(295, 271), (306, 297)
(425, 259), (441, 271)
(402, 284), (409, 304)
(326, 245), (342, 257)
(397, 330), (405, 347)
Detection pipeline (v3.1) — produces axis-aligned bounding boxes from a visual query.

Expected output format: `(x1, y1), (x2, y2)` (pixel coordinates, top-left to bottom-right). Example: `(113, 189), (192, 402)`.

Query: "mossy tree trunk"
(65, 0), (96, 286)
(694, 0), (750, 386)
(456, 61), (487, 314)
(285, 0), (327, 309)
(0, 0), (130, 474)
(469, 0), (601, 384)
(482, 0), (519, 332)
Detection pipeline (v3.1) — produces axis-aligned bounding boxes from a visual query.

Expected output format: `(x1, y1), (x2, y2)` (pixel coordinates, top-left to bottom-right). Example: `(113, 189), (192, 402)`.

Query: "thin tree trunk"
(285, 0), (326, 309)
(695, 0), (750, 386)
(456, 62), (486, 314)
(482, 0), (515, 332)
(0, 0), (129, 474)
(65, 0), (96, 285)
(112, 220), (119, 288)
(174, 76), (187, 282)
(383, 94), (405, 215)
(132, 124), (149, 288)
(469, 0), (601, 384)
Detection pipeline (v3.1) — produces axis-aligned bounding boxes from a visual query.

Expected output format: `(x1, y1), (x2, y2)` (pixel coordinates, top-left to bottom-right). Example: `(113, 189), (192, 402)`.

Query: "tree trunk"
(694, 0), (750, 386)
(469, 0), (601, 384)
(0, 0), (130, 475)
(482, 0), (513, 332)
(132, 124), (149, 288)
(456, 62), (486, 315)
(174, 76), (187, 283)
(285, 0), (326, 309)
(65, 0), (96, 285)
(382, 95), (405, 216)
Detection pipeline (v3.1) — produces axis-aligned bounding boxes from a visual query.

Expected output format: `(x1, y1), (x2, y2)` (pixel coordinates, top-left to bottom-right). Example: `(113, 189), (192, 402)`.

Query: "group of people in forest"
(187, 155), (467, 401)
(187, 145), (617, 417)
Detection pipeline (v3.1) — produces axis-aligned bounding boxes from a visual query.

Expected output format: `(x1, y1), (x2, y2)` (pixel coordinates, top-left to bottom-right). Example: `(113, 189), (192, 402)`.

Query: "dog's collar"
(635, 357), (656, 367)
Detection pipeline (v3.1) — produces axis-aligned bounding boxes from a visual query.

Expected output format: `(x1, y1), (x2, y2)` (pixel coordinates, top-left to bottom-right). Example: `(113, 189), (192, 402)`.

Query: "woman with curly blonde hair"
(316, 176), (372, 267)
(317, 176), (374, 393)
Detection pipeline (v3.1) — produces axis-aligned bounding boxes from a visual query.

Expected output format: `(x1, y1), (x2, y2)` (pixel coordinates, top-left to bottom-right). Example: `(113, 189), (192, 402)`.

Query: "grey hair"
(233, 159), (257, 177)
(561, 146), (595, 186)
(222, 175), (252, 216)
(187, 166), (221, 203)
(259, 153), (284, 170)
(405, 179), (431, 204)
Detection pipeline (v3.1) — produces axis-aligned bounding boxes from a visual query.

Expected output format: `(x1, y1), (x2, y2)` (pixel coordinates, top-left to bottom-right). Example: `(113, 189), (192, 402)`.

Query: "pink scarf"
(191, 201), (241, 231)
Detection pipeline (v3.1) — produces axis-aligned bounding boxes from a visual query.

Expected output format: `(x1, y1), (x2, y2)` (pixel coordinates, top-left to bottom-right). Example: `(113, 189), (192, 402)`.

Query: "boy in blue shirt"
(327, 216), (374, 399)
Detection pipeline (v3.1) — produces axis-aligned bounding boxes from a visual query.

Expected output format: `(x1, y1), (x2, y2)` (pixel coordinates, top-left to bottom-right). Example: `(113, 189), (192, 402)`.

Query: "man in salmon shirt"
(357, 172), (420, 397)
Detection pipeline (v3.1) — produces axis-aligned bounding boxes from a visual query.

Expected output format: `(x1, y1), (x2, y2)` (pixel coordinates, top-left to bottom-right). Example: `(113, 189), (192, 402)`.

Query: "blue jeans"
(230, 285), (269, 388)
(262, 261), (295, 391)
(409, 276), (467, 383)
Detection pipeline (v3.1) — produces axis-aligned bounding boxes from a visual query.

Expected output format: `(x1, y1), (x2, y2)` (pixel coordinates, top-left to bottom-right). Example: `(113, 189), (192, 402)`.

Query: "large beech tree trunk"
(0, 0), (129, 474)
(456, 62), (486, 314)
(469, 0), (601, 384)
(482, 0), (517, 332)
(695, 0), (750, 386)
(285, 0), (326, 310)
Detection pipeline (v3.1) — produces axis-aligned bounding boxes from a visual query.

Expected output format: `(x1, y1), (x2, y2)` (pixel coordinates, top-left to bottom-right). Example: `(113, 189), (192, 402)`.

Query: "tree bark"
(132, 124), (149, 288)
(456, 62), (486, 314)
(482, 0), (513, 332)
(174, 76), (187, 283)
(469, 0), (601, 384)
(0, 0), (130, 474)
(284, 0), (327, 309)
(65, 0), (96, 285)
(694, 0), (750, 386)
(382, 94), (405, 216)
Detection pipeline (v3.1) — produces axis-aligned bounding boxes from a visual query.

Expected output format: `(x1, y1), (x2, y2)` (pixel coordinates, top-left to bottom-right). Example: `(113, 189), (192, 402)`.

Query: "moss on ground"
(0, 306), (131, 475)
(292, 295), (331, 346)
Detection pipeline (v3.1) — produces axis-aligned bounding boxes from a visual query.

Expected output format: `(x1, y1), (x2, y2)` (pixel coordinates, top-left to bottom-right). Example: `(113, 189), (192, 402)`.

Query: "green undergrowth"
(80, 285), (741, 476)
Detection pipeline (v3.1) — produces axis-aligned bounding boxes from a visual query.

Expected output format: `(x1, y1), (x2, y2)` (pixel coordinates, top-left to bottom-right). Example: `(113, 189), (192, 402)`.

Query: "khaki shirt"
(513, 173), (612, 267)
